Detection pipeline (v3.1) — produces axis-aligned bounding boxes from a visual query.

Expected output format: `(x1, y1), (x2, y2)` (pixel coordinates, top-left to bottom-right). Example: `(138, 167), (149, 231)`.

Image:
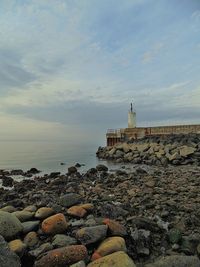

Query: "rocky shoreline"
(96, 134), (200, 166)
(0, 160), (200, 266)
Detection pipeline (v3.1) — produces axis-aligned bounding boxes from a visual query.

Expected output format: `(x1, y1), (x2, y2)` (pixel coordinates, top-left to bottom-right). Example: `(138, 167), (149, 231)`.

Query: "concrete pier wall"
(106, 124), (200, 146)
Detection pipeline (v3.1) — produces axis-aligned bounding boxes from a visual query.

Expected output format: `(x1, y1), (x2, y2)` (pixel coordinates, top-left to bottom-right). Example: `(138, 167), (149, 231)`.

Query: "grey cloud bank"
(0, 0), (200, 141)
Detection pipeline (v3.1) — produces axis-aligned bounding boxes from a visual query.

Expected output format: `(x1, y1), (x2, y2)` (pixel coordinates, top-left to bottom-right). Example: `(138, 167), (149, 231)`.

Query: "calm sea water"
(0, 140), (115, 174)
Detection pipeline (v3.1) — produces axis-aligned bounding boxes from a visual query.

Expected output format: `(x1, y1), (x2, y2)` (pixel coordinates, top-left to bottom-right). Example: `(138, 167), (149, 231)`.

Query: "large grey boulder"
(0, 211), (23, 240)
(0, 235), (21, 267)
(145, 255), (200, 267)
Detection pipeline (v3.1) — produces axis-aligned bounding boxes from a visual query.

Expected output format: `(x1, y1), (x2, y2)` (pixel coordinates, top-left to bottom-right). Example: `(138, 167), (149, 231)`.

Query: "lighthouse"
(128, 103), (136, 128)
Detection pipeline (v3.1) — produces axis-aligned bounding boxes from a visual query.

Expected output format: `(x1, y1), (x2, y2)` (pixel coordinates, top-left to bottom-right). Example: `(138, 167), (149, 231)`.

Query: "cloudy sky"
(0, 0), (200, 143)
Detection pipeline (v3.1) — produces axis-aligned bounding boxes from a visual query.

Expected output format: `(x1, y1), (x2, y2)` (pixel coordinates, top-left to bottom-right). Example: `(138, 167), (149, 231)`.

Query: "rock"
(49, 172), (60, 178)
(67, 206), (87, 218)
(103, 219), (127, 236)
(76, 225), (108, 245)
(29, 242), (53, 258)
(23, 205), (37, 212)
(52, 234), (77, 248)
(27, 168), (40, 174)
(87, 251), (136, 267)
(13, 210), (34, 222)
(168, 228), (182, 244)
(8, 239), (26, 257)
(96, 165), (108, 172)
(10, 169), (24, 175)
(35, 207), (55, 219)
(0, 211), (23, 240)
(60, 193), (82, 207)
(145, 255), (200, 267)
(2, 176), (14, 187)
(179, 146), (196, 157)
(68, 166), (77, 174)
(75, 163), (82, 168)
(70, 261), (86, 267)
(24, 231), (39, 248)
(22, 221), (40, 234)
(80, 203), (94, 211)
(0, 205), (17, 213)
(91, 237), (127, 260)
(34, 245), (88, 267)
(41, 213), (69, 235)
(0, 235), (21, 267)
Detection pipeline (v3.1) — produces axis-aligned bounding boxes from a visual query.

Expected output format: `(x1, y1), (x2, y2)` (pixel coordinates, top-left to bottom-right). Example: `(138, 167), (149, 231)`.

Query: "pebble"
(52, 234), (77, 248)
(35, 207), (55, 219)
(41, 213), (69, 235)
(76, 225), (108, 245)
(8, 239), (27, 257)
(34, 245), (88, 267)
(87, 251), (136, 267)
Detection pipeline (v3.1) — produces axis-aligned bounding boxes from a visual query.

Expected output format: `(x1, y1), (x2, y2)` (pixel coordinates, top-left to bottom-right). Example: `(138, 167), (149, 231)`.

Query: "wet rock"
(27, 168), (40, 174)
(8, 239), (27, 257)
(96, 165), (108, 172)
(87, 251), (136, 267)
(76, 225), (108, 245)
(0, 211), (23, 240)
(29, 242), (53, 258)
(0, 235), (21, 267)
(24, 231), (39, 248)
(22, 221), (40, 234)
(52, 234), (77, 248)
(49, 172), (60, 178)
(13, 210), (34, 222)
(35, 207), (55, 219)
(145, 255), (200, 267)
(70, 261), (86, 267)
(59, 193), (82, 208)
(2, 176), (14, 187)
(0, 205), (17, 213)
(10, 169), (24, 175)
(23, 205), (37, 212)
(67, 206), (87, 218)
(34, 245), (88, 267)
(41, 213), (69, 235)
(103, 219), (127, 236)
(68, 166), (77, 174)
(91, 236), (127, 260)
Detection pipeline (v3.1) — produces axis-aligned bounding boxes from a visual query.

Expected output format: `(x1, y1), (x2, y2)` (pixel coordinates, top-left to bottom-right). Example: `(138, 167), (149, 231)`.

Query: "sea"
(0, 140), (118, 175)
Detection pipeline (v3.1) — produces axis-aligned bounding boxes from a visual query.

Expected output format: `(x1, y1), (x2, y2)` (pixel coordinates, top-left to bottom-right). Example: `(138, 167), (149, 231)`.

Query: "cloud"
(142, 42), (164, 63)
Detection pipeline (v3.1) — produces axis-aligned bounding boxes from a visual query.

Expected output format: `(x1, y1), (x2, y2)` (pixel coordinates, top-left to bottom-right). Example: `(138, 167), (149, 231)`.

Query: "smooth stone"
(0, 211), (23, 240)
(92, 237), (127, 260)
(12, 210), (34, 222)
(34, 245), (88, 267)
(23, 205), (37, 212)
(0, 206), (17, 213)
(76, 225), (108, 245)
(24, 231), (39, 248)
(0, 235), (21, 267)
(8, 239), (27, 257)
(67, 206), (87, 218)
(80, 203), (94, 211)
(42, 213), (69, 235)
(70, 261), (86, 267)
(35, 207), (55, 219)
(87, 251), (136, 267)
(103, 219), (127, 236)
(60, 193), (82, 208)
(29, 242), (53, 258)
(22, 221), (40, 234)
(52, 234), (77, 248)
(68, 166), (78, 174)
(145, 255), (200, 267)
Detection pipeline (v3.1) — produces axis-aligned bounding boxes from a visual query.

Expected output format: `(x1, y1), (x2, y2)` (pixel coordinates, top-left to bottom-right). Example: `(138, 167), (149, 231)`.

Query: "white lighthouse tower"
(128, 103), (136, 128)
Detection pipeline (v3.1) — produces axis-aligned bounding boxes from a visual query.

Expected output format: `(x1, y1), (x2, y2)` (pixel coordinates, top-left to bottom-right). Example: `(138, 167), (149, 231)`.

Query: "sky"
(0, 0), (200, 143)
